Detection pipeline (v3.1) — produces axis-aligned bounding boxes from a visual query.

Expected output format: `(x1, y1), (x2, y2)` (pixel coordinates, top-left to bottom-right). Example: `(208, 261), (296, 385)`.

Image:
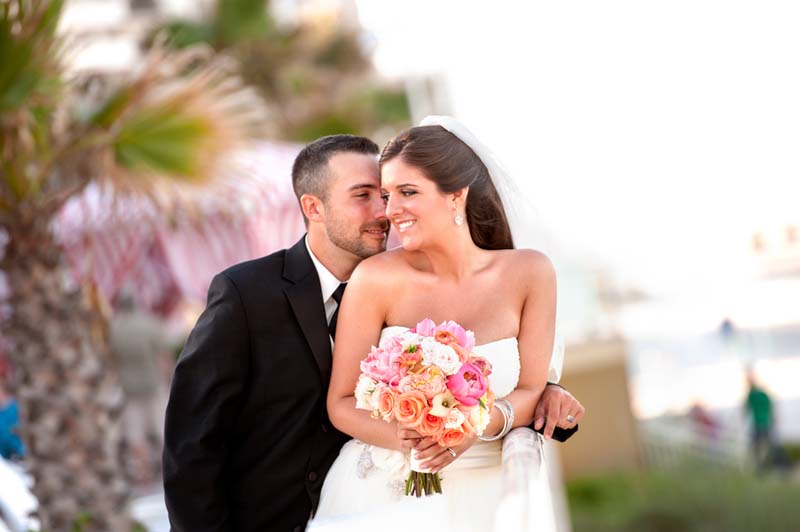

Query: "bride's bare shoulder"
(348, 247), (415, 285)
(497, 249), (556, 288)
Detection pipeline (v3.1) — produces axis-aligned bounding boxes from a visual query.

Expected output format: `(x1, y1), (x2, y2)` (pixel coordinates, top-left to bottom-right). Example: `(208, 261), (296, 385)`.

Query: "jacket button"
(293, 526), (303, 532)
(308, 471), (318, 482)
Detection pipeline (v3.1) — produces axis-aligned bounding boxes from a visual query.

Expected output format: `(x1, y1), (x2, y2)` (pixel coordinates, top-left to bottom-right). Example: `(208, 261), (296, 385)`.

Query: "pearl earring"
(454, 213), (464, 226)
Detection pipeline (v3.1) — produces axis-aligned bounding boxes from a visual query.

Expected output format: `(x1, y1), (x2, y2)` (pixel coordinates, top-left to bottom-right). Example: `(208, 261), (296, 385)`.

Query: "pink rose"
(446, 363), (487, 407)
(468, 355), (493, 377)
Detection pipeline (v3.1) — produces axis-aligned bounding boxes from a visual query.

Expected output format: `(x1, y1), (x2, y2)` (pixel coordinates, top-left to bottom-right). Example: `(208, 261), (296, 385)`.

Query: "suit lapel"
(283, 237), (332, 383)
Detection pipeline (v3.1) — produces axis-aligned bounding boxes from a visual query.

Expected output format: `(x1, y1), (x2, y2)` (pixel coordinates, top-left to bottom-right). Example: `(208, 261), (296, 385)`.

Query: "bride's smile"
(381, 158), (467, 252)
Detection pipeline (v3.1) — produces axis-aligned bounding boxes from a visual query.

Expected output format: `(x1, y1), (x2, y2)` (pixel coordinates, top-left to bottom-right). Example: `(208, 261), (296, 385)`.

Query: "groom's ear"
(300, 193), (325, 222)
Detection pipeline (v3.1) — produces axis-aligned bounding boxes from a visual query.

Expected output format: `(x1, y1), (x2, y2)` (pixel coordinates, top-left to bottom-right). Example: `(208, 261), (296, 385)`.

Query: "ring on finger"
(445, 447), (457, 458)
(566, 414), (576, 423)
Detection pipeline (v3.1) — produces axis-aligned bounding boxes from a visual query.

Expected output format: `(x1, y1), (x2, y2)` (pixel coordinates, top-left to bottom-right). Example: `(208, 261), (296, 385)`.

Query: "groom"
(163, 135), (584, 532)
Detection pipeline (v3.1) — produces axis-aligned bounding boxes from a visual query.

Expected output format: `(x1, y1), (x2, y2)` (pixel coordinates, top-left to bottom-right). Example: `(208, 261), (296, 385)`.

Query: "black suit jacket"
(163, 237), (348, 532)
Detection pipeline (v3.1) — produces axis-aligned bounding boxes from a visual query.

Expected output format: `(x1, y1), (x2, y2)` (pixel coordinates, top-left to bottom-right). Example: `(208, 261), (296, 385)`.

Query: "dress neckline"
(380, 325), (517, 350)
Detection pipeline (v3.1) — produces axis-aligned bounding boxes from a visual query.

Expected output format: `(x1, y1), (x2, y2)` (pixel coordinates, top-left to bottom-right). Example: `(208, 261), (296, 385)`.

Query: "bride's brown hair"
(379, 125), (514, 250)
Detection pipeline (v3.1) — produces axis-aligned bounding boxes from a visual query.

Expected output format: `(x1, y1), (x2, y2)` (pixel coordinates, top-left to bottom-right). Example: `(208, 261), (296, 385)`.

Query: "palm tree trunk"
(2, 222), (134, 531)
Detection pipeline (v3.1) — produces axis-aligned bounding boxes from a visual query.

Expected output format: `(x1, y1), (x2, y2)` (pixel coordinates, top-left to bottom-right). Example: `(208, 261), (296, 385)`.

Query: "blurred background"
(1, 1), (799, 531)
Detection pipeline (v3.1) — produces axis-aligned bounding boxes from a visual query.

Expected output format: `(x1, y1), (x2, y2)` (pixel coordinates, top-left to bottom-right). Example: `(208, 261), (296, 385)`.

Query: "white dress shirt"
(305, 236), (345, 328)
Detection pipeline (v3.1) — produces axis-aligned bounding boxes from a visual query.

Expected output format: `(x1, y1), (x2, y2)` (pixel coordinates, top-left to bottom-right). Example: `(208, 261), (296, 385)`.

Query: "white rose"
(354, 374), (378, 411)
(431, 344), (461, 375)
(420, 337), (438, 364)
(444, 408), (465, 429)
(400, 332), (423, 351)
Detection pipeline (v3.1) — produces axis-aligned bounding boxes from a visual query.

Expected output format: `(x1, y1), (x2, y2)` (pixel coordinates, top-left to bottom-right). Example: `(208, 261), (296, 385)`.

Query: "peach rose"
(417, 410), (446, 441)
(394, 390), (428, 426)
(440, 427), (466, 448)
(451, 343), (471, 363)
(377, 386), (396, 422)
(434, 330), (459, 346)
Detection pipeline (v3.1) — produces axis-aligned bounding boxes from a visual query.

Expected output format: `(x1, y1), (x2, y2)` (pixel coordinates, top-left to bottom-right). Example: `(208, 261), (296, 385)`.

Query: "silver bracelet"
(478, 399), (515, 441)
(497, 398), (515, 438)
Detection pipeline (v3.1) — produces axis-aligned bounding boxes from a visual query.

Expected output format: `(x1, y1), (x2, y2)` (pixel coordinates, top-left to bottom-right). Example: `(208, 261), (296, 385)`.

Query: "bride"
(311, 117), (558, 532)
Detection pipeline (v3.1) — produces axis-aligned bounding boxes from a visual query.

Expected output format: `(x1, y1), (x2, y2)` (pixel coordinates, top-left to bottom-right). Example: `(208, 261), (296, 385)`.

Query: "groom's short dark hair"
(292, 135), (379, 206)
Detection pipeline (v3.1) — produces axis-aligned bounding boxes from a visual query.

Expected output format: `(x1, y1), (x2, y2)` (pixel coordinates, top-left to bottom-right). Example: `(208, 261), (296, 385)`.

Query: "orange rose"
(394, 390), (428, 426)
(434, 330), (458, 346)
(377, 386), (396, 421)
(440, 427), (466, 448)
(417, 410), (446, 441)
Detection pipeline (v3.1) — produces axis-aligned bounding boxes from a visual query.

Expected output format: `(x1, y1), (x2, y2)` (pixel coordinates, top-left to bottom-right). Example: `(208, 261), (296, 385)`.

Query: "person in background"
(0, 373), (24, 461)
(109, 292), (173, 484)
(744, 368), (774, 472)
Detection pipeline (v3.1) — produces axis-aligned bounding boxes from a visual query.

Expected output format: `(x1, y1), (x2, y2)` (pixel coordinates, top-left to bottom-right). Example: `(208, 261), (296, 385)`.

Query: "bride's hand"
(396, 425), (451, 457)
(397, 426), (425, 452)
(413, 432), (478, 473)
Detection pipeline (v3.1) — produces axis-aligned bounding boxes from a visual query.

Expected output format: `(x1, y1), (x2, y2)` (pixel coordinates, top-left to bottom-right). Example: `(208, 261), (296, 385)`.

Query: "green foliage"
(159, 21), (216, 50)
(214, 0), (273, 46)
(784, 442), (800, 463)
(567, 466), (800, 532)
(350, 87), (410, 125)
(289, 112), (360, 142)
(150, 0), (410, 141)
(0, 0), (63, 111)
(113, 104), (211, 178)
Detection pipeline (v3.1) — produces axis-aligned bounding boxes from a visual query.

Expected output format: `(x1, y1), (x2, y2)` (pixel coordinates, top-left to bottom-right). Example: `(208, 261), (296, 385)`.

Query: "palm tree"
(0, 1), (266, 529)
(154, 0), (410, 141)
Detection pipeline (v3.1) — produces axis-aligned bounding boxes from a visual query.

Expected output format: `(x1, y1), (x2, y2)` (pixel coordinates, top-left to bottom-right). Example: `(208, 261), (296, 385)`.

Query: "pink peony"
(469, 355), (493, 377)
(436, 321), (475, 352)
(446, 363), (487, 407)
(360, 346), (396, 384)
(414, 318), (437, 337)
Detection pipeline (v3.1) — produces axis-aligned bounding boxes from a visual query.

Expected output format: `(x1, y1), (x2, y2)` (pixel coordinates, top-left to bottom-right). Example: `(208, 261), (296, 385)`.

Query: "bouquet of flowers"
(354, 318), (495, 496)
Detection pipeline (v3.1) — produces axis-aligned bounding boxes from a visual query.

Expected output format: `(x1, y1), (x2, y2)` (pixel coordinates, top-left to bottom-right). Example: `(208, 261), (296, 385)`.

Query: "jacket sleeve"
(162, 273), (250, 531)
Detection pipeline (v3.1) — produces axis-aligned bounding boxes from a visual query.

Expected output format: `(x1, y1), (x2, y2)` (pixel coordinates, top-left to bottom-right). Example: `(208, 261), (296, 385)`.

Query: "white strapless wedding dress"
(309, 326), (557, 532)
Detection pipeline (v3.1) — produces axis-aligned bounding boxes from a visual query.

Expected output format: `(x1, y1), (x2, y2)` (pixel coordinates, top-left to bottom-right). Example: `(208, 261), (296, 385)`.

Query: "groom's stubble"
(319, 151), (391, 261)
(324, 206), (389, 260)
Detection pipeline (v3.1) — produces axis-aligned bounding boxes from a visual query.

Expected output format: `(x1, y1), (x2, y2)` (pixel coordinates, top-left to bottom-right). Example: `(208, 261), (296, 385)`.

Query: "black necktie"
(328, 283), (347, 340)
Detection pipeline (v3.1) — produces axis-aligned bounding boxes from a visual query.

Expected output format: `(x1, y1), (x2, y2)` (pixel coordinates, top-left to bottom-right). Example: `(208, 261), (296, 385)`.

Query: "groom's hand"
(533, 384), (585, 440)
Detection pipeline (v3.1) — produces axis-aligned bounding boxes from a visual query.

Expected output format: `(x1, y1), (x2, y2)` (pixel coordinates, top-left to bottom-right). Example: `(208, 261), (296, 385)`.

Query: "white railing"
(639, 417), (748, 470)
(494, 427), (559, 532)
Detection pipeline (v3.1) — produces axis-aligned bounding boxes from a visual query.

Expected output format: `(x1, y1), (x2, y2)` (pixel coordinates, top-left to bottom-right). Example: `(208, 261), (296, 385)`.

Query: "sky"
(355, 1), (800, 297)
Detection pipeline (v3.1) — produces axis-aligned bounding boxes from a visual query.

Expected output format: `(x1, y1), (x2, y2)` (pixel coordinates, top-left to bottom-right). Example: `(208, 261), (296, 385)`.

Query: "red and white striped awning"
(53, 141), (306, 313)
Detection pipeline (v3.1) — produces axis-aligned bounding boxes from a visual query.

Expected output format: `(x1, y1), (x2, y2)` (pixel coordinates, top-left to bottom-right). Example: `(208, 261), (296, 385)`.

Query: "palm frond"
(0, 0), (63, 111)
(100, 44), (267, 194)
(0, 0), (65, 210)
